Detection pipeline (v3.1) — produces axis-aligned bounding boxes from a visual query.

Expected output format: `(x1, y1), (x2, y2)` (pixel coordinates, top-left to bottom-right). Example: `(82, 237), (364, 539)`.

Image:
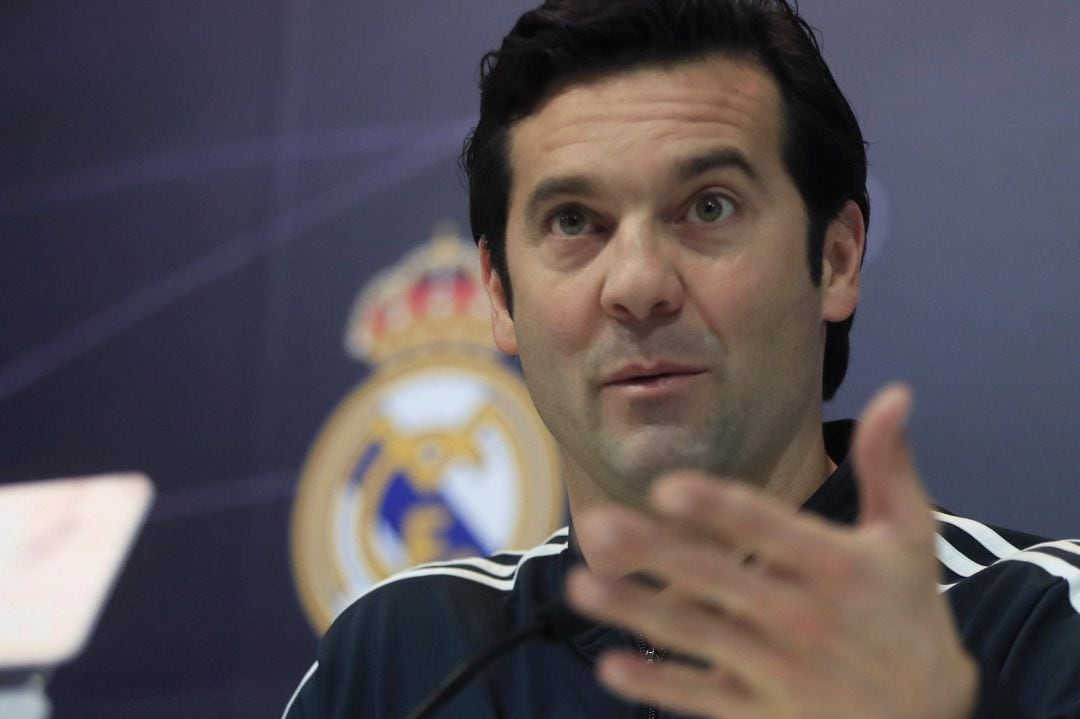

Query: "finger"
(576, 507), (828, 650)
(851, 383), (934, 539)
(566, 566), (782, 692)
(595, 650), (755, 719)
(649, 473), (848, 582)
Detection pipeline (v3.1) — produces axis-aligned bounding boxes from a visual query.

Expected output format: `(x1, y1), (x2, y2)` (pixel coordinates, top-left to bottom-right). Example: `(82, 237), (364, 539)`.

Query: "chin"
(597, 432), (729, 499)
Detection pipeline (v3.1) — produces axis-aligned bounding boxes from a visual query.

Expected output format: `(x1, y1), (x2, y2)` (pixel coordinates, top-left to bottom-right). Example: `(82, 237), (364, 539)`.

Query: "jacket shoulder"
(284, 529), (571, 719)
(933, 510), (1080, 716)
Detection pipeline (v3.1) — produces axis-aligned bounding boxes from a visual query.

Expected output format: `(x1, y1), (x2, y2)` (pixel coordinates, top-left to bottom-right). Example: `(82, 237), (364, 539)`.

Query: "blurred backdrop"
(2, 1), (1078, 717)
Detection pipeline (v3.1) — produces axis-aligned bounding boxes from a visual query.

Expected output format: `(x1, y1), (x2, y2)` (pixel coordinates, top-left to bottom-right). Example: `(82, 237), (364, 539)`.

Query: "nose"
(599, 225), (684, 323)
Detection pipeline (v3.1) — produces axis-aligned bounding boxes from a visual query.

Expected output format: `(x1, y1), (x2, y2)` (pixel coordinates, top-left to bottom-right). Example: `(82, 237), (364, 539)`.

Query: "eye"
(688, 193), (736, 224)
(548, 206), (596, 237)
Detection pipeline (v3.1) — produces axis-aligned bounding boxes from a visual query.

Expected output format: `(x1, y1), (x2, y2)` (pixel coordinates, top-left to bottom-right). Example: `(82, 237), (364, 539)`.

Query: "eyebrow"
(522, 175), (603, 226)
(674, 147), (759, 185)
(521, 147), (760, 225)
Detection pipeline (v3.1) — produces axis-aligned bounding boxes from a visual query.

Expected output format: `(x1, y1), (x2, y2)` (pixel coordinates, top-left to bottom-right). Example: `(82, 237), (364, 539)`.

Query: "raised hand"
(566, 384), (978, 719)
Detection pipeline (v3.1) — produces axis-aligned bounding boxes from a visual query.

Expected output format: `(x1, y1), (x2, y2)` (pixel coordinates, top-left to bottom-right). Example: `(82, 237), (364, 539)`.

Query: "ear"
(479, 238), (519, 356)
(821, 200), (865, 323)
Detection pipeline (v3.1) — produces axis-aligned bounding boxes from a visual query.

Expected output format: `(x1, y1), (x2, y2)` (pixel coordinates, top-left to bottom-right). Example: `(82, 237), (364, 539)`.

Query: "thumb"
(852, 383), (931, 534)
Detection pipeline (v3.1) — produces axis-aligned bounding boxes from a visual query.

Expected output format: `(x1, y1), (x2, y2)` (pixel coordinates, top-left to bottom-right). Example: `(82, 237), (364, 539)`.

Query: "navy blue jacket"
(284, 423), (1080, 718)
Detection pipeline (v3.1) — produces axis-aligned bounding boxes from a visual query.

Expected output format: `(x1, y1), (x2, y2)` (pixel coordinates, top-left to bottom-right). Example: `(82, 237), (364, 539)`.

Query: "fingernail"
(888, 383), (914, 425)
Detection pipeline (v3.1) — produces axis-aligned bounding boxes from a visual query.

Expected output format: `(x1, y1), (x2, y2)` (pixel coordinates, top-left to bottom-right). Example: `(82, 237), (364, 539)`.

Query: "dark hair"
(461, 0), (869, 400)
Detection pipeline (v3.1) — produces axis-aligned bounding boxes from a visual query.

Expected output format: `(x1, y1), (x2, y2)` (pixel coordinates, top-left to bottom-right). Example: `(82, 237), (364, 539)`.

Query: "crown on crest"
(345, 223), (497, 364)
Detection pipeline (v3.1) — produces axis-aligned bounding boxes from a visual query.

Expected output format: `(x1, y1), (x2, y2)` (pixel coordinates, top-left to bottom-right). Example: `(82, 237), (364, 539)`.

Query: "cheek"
(692, 260), (765, 332)
(514, 291), (592, 358)
(694, 255), (821, 348)
(511, 265), (598, 353)
(511, 286), (595, 430)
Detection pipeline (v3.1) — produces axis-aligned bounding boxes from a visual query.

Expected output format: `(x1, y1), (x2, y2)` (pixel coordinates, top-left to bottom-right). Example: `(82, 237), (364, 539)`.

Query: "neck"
(564, 419), (835, 569)
(754, 420), (836, 507)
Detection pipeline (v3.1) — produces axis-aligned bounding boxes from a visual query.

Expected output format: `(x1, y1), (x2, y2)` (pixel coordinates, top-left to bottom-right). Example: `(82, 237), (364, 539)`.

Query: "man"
(284, 1), (1080, 717)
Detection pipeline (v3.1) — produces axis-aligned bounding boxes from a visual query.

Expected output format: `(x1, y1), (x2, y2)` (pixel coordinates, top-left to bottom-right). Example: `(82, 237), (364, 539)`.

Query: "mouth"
(603, 363), (707, 388)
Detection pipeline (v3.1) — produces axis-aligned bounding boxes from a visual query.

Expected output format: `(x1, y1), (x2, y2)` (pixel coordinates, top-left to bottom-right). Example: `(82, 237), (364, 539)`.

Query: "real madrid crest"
(291, 224), (564, 633)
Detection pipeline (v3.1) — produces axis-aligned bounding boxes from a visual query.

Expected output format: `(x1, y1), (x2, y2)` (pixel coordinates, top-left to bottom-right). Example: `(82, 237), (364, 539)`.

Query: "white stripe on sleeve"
(932, 512), (1020, 559)
(935, 533), (986, 578)
(282, 661), (319, 719)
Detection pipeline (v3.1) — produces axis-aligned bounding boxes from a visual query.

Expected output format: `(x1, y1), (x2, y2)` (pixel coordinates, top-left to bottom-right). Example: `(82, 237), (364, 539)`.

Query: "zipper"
(636, 634), (667, 719)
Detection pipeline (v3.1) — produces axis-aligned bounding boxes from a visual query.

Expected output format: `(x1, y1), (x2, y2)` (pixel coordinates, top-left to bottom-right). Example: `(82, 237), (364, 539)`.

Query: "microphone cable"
(403, 598), (591, 719)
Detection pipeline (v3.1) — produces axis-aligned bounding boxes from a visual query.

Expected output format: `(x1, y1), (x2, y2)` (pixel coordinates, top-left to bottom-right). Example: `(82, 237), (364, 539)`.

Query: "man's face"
(483, 56), (860, 506)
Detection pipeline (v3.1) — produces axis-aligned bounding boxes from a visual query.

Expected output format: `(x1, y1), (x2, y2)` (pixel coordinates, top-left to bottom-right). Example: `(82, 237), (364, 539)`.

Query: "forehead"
(507, 55), (786, 193)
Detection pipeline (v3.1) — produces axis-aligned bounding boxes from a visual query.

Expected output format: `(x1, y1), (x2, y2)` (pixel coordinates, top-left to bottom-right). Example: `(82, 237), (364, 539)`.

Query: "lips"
(602, 362), (707, 386)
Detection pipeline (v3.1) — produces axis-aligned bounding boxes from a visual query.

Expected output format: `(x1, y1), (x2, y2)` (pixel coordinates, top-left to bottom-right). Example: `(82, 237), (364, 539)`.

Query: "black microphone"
(403, 598), (591, 719)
